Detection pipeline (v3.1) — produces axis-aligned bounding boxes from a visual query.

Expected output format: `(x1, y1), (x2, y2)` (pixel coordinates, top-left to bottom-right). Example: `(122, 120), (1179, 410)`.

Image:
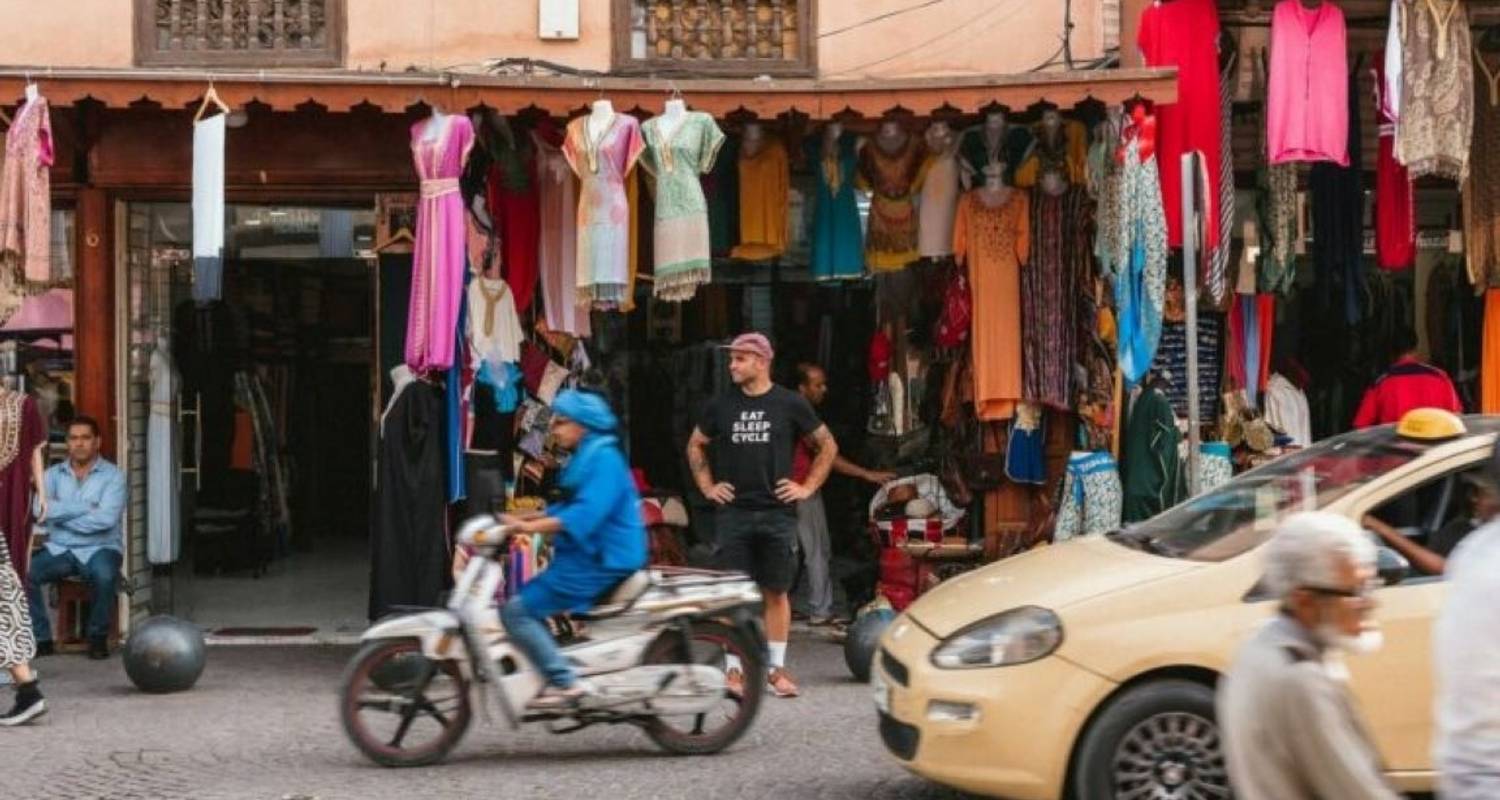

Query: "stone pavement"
(1, 632), (973, 800)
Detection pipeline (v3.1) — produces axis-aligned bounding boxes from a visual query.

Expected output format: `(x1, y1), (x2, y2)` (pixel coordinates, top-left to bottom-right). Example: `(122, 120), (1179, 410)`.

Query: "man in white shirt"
(1434, 442), (1500, 799)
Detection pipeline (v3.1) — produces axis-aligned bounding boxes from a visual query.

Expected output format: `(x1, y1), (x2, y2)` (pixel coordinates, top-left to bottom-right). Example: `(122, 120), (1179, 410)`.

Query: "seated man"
(497, 390), (647, 708)
(1364, 471), (1499, 577)
(28, 417), (126, 660)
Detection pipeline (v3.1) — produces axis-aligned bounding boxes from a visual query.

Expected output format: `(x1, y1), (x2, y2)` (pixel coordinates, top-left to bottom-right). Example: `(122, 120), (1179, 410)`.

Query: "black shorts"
(715, 507), (799, 594)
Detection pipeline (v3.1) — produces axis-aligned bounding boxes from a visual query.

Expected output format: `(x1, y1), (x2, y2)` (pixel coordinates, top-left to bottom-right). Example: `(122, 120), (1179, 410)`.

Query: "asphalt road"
(1, 633), (973, 800)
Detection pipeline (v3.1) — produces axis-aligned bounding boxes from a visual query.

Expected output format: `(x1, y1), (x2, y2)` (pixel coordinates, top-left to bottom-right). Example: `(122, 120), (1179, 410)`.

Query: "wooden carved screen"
(614, 0), (815, 76)
(136, 0), (344, 67)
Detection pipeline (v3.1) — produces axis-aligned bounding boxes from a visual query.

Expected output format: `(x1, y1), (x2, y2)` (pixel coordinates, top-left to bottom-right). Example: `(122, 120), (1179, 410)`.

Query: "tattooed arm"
(687, 427), (734, 505)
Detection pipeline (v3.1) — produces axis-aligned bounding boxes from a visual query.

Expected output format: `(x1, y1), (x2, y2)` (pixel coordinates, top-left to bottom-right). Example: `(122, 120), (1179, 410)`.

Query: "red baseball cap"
(721, 332), (774, 361)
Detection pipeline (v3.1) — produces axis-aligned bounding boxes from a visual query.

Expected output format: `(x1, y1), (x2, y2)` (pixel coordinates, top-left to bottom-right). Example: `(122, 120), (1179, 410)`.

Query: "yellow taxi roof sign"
(1396, 408), (1467, 441)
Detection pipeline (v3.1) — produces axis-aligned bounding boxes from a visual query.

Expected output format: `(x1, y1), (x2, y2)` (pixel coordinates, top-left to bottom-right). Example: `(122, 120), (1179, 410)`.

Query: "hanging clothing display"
(1114, 120), (1168, 385)
(1227, 294), (1277, 408)
(406, 113), (476, 374)
(1374, 53), (1416, 271)
(1264, 372), (1313, 446)
(148, 345), (181, 565)
(916, 130), (962, 259)
(563, 112), (646, 307)
(189, 111), (225, 306)
(1309, 67), (1366, 326)
(1384, 0), (1405, 121)
(0, 94), (52, 296)
(1149, 316), (1224, 423)
(1054, 451), (1123, 542)
(1396, 0), (1474, 181)
(958, 123), (1034, 188)
(467, 276), (524, 367)
(1122, 386), (1185, 523)
(485, 118), (541, 314)
(1427, 255), (1483, 408)
(1090, 115), (1125, 277)
(729, 136), (790, 261)
(1209, 49), (1237, 308)
(806, 132), (866, 280)
(1196, 442), (1234, 494)
(1023, 185), (1087, 410)
(1267, 0), (1349, 165)
(1004, 403), (1046, 485)
(534, 129), (590, 339)
(954, 188), (1029, 421)
(1137, 0), (1222, 248)
(703, 134), (739, 258)
(370, 379), (449, 621)
(640, 111), (726, 301)
(1014, 119), (1089, 187)
(1467, 50), (1500, 288)
(859, 133), (926, 272)
(446, 279), (470, 505)
(1484, 289), (1500, 414)
(0, 390), (44, 584)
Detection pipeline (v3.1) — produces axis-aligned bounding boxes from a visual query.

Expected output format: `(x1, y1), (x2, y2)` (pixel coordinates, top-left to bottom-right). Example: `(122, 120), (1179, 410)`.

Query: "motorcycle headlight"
(930, 606), (1063, 669)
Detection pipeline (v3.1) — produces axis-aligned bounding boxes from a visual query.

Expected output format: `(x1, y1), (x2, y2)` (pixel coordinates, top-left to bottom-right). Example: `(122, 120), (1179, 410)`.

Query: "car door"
(1341, 455), (1480, 773)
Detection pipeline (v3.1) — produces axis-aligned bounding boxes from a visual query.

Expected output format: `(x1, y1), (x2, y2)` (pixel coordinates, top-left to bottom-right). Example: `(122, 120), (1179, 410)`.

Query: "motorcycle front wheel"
(640, 620), (765, 756)
(339, 637), (473, 767)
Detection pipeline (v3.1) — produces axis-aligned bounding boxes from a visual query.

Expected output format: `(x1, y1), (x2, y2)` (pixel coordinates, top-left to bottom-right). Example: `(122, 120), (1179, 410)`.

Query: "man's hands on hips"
(775, 479), (813, 504)
(703, 482), (736, 505)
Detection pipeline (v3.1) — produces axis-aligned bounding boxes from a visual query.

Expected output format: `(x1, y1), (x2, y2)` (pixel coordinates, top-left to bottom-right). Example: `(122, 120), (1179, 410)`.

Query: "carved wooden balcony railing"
(135, 0), (345, 67)
(613, 0), (815, 77)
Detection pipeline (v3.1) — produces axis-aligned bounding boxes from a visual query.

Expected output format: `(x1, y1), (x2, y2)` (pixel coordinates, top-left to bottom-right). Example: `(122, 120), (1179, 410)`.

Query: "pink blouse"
(1267, 0), (1349, 165)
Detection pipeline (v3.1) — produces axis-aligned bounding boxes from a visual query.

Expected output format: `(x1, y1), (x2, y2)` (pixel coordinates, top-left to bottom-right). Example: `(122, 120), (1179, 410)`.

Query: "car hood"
(903, 536), (1203, 639)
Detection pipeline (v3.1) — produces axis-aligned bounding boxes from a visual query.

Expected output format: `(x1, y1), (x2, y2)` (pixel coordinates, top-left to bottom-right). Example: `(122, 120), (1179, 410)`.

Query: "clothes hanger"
(193, 82), (230, 123)
(374, 228), (415, 252)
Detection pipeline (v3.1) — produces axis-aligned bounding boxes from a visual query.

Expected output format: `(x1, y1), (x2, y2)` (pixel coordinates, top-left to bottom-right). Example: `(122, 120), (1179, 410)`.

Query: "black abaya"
(368, 381), (449, 621)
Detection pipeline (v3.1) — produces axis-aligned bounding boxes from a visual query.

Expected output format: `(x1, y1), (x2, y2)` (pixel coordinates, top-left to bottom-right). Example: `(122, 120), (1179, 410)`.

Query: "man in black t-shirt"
(687, 333), (837, 699)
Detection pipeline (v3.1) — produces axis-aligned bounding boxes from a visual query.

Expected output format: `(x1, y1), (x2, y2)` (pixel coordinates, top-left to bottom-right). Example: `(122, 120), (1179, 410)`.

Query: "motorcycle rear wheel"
(640, 620), (765, 755)
(340, 637), (473, 767)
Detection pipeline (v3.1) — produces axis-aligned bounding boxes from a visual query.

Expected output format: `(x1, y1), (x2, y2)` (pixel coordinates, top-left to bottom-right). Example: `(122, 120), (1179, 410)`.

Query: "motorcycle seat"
(578, 571), (652, 620)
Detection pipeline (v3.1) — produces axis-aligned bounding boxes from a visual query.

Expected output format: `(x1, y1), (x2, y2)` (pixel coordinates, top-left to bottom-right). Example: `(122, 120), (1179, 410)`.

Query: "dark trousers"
(27, 549), (122, 643)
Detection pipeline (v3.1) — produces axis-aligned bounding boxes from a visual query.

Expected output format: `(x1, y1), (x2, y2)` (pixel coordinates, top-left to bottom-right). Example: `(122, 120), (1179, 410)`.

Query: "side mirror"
(1375, 546), (1410, 587)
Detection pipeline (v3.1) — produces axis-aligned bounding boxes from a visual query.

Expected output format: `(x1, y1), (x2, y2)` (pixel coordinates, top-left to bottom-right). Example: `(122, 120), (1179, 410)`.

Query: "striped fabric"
(1207, 50), (1237, 308)
(1149, 315), (1224, 423)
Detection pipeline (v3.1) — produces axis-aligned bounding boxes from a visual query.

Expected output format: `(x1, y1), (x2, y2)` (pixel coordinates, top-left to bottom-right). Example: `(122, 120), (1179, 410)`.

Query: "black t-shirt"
(699, 385), (822, 512)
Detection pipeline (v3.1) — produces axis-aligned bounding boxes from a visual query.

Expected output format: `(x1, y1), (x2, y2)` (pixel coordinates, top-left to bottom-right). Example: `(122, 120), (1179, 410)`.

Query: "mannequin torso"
(588, 99), (617, 143)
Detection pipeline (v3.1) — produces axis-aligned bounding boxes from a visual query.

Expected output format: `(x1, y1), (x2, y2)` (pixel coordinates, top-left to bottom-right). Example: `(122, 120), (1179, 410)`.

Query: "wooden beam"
(1120, 0), (1149, 68)
(74, 188), (116, 459)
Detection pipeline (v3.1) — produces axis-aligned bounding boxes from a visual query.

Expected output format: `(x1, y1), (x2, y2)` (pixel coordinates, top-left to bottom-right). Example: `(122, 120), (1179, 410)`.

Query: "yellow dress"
(954, 189), (1029, 421)
(1013, 119), (1089, 187)
(730, 138), (790, 261)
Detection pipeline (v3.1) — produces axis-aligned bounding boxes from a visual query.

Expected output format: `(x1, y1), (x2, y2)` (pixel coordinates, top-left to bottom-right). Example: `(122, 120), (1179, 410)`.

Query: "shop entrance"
(124, 203), (378, 640)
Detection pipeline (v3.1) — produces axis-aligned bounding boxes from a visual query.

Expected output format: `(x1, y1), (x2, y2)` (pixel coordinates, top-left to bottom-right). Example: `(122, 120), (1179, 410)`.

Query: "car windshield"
(1109, 434), (1431, 562)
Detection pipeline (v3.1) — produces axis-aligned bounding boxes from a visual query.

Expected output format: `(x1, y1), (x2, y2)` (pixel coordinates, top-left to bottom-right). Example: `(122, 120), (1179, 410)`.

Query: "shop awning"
(0, 66), (1177, 118)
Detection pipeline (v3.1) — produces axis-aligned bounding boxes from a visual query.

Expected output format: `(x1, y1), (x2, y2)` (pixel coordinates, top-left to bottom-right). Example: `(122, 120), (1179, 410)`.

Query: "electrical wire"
(819, 0), (952, 39)
(825, 0), (1028, 78)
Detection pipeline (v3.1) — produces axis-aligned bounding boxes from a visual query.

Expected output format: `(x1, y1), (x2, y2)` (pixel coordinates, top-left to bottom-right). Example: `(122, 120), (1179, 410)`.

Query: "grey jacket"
(1216, 614), (1400, 800)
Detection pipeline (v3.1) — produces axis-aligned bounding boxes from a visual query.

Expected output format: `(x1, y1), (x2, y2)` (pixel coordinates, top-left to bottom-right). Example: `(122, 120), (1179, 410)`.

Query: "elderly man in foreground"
(1216, 511), (1399, 800)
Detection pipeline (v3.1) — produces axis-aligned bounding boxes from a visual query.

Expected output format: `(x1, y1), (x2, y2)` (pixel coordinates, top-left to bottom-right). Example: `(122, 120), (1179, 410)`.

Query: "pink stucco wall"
(4, 0), (1107, 79)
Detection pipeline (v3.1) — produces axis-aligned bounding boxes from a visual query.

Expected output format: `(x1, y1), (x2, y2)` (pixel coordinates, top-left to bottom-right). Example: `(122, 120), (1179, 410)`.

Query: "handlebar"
(456, 515), (515, 548)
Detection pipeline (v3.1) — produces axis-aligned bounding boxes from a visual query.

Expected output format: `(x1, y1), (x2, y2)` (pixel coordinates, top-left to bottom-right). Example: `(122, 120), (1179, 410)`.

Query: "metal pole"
(1180, 151), (1201, 494)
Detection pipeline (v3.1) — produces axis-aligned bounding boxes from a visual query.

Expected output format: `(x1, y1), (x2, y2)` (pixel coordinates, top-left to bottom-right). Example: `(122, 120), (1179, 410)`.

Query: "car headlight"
(930, 606), (1063, 669)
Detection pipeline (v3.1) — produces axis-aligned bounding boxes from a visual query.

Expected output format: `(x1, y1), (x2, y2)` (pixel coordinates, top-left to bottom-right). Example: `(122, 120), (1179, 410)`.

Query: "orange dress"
(954, 189), (1029, 421)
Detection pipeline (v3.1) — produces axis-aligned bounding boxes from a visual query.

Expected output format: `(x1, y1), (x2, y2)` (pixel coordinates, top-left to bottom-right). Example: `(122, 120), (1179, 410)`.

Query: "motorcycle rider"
(498, 389), (648, 708)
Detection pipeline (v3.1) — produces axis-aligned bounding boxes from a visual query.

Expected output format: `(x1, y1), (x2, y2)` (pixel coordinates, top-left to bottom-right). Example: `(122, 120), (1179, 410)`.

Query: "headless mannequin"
(588, 98), (616, 142)
(977, 163), (1012, 208)
(822, 121), (845, 156)
(1039, 109), (1064, 148)
(421, 105), (451, 144)
(659, 96), (688, 140)
(982, 111), (1009, 161)
(742, 122), (766, 157)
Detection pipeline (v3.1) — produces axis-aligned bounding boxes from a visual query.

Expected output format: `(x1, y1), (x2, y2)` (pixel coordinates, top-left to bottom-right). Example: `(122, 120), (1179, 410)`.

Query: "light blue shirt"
(41, 458), (126, 565)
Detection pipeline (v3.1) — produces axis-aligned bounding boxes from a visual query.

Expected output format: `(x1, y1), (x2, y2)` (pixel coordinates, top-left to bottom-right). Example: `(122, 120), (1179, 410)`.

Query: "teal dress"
(806, 134), (865, 280)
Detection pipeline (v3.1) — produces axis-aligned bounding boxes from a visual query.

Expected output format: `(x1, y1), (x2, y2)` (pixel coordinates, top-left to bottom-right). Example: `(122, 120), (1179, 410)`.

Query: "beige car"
(874, 410), (1490, 799)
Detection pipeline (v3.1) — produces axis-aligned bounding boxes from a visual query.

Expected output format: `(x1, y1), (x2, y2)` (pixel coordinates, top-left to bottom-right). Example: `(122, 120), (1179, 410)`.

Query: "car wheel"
(1070, 679), (1229, 800)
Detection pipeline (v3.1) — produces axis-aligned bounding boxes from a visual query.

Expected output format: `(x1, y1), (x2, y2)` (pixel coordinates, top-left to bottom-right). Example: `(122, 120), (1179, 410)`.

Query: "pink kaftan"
(535, 129), (590, 337)
(405, 113), (475, 374)
(0, 96), (54, 287)
(1268, 0), (1349, 166)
